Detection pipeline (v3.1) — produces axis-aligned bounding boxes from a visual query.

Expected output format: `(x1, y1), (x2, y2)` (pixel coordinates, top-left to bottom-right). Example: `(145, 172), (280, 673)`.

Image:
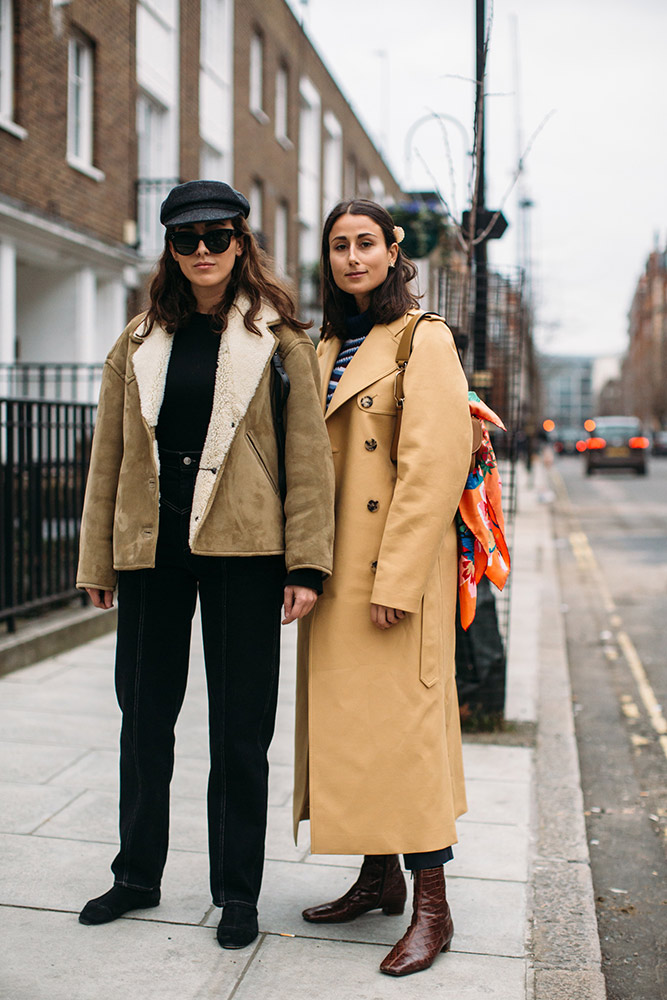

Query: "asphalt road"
(549, 454), (667, 1000)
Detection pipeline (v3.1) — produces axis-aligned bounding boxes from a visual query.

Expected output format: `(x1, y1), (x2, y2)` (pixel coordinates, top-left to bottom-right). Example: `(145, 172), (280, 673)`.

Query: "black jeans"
(111, 450), (284, 908)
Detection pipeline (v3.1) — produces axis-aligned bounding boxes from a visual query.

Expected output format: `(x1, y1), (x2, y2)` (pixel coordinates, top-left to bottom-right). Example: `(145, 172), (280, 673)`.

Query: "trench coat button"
(360, 395), (373, 408)
(182, 456), (192, 466)
(365, 439), (377, 451)
(370, 560), (378, 573)
(367, 499), (379, 512)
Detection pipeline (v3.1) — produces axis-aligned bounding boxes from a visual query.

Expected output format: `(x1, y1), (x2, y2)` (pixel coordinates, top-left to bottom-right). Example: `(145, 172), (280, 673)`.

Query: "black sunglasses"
(169, 229), (235, 255)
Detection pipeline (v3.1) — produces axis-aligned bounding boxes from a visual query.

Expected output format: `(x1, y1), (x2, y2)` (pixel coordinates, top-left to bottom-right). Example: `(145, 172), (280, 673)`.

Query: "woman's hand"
(370, 603), (407, 630)
(85, 588), (115, 610)
(468, 395), (506, 431)
(282, 586), (318, 625)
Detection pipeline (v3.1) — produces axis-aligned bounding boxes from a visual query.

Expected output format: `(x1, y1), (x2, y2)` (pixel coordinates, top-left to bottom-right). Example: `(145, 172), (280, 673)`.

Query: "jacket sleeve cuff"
(284, 568), (324, 594)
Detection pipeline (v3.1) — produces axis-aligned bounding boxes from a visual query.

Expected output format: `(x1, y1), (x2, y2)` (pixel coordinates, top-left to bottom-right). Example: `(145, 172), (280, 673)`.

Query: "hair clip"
(393, 225), (405, 244)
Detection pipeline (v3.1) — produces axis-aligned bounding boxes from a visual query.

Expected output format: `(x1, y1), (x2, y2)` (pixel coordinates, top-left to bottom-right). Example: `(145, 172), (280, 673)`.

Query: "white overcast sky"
(286, 0), (667, 357)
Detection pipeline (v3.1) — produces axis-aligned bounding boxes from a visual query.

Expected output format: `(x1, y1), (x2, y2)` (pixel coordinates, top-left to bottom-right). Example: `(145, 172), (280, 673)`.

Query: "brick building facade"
(621, 246), (667, 430)
(0, 0), (139, 368)
(0, 0), (401, 375)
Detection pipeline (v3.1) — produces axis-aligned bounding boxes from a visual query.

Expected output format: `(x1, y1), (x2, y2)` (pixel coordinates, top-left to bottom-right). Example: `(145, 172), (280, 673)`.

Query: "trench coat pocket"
(245, 431), (279, 495)
(419, 557), (444, 688)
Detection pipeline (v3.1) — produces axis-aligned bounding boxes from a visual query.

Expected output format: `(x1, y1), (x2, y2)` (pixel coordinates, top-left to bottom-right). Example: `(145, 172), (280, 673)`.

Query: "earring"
(389, 261), (396, 268)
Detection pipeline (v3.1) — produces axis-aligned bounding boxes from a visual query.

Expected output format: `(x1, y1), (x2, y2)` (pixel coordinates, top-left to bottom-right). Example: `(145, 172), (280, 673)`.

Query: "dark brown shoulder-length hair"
(145, 215), (310, 336)
(320, 199), (420, 341)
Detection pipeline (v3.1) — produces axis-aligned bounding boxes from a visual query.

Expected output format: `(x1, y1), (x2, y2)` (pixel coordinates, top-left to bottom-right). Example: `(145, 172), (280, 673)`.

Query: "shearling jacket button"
(360, 395), (373, 408)
(182, 456), (192, 466)
(367, 500), (379, 512)
(370, 560), (378, 573)
(365, 439), (377, 451)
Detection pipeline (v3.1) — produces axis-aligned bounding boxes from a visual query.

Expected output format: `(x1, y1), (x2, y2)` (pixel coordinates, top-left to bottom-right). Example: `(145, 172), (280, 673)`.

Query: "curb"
(529, 498), (606, 1000)
(0, 604), (117, 677)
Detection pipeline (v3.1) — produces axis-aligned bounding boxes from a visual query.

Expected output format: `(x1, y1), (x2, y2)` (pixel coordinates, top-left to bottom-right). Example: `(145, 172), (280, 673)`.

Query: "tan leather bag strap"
(390, 311), (483, 470)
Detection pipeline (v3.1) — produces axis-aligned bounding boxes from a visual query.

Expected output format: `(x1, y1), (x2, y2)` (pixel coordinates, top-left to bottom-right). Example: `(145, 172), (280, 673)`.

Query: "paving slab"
(35, 787), (211, 855)
(0, 780), (82, 834)
(0, 907), (244, 1000)
(0, 740), (87, 783)
(462, 743), (534, 783)
(206, 858), (527, 958)
(0, 833), (212, 924)
(233, 935), (527, 1000)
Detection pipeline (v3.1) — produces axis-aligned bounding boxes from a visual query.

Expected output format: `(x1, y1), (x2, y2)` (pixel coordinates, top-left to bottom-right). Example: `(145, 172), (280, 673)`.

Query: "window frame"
(67, 32), (103, 179)
(249, 30), (267, 122)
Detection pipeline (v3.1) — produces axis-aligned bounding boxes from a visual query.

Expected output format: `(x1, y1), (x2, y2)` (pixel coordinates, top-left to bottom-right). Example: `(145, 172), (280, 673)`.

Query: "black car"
(585, 416), (649, 475)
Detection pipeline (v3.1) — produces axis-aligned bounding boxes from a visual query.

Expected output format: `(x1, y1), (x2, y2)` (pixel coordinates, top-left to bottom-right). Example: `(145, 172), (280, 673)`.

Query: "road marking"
(617, 630), (667, 740)
(555, 469), (667, 762)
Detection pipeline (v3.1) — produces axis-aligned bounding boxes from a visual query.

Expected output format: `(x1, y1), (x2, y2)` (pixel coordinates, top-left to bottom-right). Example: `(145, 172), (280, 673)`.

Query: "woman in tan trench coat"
(293, 199), (472, 977)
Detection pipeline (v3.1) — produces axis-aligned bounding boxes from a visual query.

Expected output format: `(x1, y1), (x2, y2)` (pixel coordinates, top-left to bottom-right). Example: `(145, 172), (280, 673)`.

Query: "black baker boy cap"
(160, 180), (250, 227)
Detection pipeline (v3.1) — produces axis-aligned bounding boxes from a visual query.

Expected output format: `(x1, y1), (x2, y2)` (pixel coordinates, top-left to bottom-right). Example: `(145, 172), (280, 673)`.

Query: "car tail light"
(587, 437), (606, 449)
(575, 440), (587, 453)
(629, 436), (649, 449)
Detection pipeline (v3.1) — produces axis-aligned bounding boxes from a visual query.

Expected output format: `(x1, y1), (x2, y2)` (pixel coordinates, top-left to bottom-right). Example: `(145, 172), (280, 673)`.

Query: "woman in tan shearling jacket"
(294, 200), (471, 977)
(76, 181), (334, 950)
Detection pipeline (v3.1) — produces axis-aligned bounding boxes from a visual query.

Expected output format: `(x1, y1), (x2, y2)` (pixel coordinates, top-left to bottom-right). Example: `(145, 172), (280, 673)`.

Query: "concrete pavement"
(0, 467), (606, 1000)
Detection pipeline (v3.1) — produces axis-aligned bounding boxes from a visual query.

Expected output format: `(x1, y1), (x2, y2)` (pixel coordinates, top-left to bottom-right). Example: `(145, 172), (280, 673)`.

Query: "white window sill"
(250, 107), (269, 125)
(68, 157), (105, 182)
(276, 134), (293, 151)
(0, 117), (28, 140)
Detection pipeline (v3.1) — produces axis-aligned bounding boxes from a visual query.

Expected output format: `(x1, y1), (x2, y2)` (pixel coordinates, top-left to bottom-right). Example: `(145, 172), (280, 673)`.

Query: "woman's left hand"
(370, 604), (407, 630)
(282, 586), (318, 625)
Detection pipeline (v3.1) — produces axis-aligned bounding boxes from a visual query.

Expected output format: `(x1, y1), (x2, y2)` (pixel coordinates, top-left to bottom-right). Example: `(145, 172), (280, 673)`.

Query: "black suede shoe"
(79, 885), (161, 925)
(216, 903), (259, 949)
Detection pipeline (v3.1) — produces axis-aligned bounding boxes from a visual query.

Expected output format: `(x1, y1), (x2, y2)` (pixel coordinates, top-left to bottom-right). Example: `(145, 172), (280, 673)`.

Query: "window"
(201, 0), (229, 80)
(0, 0), (13, 119)
(275, 63), (289, 142)
(249, 178), (264, 240)
(322, 112), (342, 215)
(249, 31), (265, 118)
(199, 0), (233, 178)
(274, 201), (288, 277)
(67, 34), (95, 168)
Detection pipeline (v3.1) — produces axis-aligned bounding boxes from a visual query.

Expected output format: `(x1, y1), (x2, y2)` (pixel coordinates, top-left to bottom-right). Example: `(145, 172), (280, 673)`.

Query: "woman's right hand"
(85, 588), (115, 610)
(370, 603), (407, 630)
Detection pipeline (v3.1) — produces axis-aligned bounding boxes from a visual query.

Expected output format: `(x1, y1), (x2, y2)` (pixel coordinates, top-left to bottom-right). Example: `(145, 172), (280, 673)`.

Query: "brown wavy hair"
(145, 215), (310, 335)
(320, 199), (420, 341)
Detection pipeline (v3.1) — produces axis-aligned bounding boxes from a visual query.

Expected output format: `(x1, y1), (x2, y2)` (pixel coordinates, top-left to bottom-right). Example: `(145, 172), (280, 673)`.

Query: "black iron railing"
(0, 363), (103, 404)
(0, 397), (96, 632)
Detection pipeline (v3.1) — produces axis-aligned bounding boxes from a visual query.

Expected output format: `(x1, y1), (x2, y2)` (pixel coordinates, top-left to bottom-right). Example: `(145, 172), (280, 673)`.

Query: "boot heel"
(382, 900), (405, 916)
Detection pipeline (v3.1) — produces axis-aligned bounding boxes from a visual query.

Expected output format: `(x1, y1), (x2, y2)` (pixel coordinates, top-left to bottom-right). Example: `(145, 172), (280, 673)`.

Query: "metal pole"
(472, 0), (488, 386)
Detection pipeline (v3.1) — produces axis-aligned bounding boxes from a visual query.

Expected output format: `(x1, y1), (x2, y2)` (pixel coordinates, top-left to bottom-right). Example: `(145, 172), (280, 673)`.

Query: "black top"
(156, 313), (219, 453)
(155, 312), (323, 594)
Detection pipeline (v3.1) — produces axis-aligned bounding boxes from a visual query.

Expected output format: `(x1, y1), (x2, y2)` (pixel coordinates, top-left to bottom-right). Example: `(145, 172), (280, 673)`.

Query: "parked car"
(553, 428), (585, 455)
(651, 430), (667, 456)
(585, 416), (649, 475)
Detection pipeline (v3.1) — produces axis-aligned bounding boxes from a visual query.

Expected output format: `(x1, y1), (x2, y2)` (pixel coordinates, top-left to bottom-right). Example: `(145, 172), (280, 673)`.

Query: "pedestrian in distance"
(293, 199), (473, 976)
(76, 180), (334, 949)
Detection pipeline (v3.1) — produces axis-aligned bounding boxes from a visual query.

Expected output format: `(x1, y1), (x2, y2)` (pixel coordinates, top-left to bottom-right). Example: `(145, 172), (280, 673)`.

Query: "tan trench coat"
(77, 297), (334, 591)
(294, 311), (472, 855)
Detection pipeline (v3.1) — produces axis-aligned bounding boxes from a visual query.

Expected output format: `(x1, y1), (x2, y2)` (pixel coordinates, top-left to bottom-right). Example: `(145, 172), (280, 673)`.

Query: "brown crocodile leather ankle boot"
(302, 854), (406, 923)
(379, 866), (453, 976)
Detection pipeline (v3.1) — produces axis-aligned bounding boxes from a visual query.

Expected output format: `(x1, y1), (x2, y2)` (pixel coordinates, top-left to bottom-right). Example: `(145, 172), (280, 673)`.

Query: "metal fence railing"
(0, 397), (96, 632)
(0, 363), (103, 405)
(438, 264), (531, 650)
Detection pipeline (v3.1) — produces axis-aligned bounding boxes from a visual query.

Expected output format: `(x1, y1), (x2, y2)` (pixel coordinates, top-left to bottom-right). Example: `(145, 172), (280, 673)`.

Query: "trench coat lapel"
(324, 313), (411, 421)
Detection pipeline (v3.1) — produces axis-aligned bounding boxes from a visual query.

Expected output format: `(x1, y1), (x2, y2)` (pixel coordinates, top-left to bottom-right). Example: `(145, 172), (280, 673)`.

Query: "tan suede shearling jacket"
(76, 297), (335, 592)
